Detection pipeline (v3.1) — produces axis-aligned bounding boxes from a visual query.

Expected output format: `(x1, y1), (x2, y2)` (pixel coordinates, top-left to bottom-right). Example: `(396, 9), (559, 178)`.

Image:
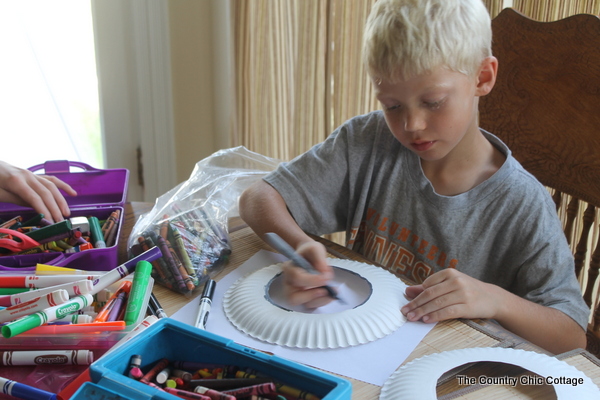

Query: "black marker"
(195, 279), (216, 330)
(148, 292), (168, 319)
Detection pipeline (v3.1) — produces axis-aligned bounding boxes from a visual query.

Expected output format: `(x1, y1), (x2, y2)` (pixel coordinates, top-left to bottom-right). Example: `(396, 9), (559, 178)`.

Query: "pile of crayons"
(0, 209), (121, 256)
(127, 357), (321, 400)
(130, 206), (231, 295)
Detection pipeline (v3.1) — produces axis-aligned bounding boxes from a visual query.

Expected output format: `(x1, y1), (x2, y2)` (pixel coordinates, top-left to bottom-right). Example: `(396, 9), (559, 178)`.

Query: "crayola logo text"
(35, 355), (68, 364)
(56, 304), (80, 318)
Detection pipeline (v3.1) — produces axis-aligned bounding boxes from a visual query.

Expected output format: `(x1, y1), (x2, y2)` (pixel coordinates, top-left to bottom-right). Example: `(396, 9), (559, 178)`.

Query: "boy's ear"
(475, 56), (498, 96)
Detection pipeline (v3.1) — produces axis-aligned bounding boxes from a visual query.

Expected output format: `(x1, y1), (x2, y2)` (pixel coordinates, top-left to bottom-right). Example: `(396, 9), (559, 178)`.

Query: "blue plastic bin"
(87, 318), (352, 400)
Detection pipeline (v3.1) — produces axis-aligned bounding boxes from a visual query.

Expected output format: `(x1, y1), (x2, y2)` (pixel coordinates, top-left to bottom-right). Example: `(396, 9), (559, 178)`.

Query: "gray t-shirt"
(264, 110), (590, 330)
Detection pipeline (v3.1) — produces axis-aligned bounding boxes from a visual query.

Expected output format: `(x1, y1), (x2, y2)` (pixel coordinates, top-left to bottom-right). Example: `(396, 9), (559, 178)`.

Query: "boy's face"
(373, 66), (482, 163)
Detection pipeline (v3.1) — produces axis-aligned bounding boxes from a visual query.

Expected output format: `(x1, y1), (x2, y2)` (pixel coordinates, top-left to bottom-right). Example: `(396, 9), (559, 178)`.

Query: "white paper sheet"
(172, 250), (435, 386)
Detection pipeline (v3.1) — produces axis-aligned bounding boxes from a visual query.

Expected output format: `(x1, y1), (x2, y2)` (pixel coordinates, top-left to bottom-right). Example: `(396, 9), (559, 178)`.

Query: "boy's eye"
(424, 99), (445, 110)
(384, 104), (401, 112)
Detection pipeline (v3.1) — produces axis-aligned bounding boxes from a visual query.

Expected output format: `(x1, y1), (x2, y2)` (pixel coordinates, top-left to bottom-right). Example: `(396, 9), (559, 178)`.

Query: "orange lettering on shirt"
(348, 227), (359, 246)
(390, 247), (414, 276)
(409, 233), (419, 247)
(398, 227), (410, 242)
(366, 208), (377, 221)
(412, 261), (432, 284)
(378, 217), (388, 232)
(437, 252), (447, 268)
(390, 221), (400, 236)
(426, 245), (439, 261)
(417, 239), (429, 255)
(448, 259), (458, 269)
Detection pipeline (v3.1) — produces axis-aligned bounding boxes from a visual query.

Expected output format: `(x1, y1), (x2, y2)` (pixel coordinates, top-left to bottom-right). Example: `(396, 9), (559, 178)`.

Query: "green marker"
(1, 294), (93, 338)
(124, 261), (153, 326)
(88, 216), (106, 248)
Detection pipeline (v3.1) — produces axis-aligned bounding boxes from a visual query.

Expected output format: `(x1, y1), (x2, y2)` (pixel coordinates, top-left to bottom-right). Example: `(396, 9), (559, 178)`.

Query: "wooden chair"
(479, 8), (600, 356)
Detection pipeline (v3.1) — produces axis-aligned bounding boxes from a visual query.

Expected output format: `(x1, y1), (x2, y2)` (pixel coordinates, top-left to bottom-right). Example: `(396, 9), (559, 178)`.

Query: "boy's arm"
(402, 269), (586, 354)
(239, 180), (335, 307)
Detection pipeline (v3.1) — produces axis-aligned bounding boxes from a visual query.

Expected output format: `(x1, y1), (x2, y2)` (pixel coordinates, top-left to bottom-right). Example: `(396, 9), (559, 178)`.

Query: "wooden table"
(120, 202), (600, 399)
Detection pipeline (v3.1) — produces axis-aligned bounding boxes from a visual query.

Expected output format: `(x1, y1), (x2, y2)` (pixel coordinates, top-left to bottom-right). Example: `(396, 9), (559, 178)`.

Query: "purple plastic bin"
(0, 160), (129, 271)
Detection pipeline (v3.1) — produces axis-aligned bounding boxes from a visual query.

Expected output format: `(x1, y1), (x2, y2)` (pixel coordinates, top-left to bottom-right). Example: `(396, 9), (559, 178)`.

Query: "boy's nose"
(404, 109), (426, 132)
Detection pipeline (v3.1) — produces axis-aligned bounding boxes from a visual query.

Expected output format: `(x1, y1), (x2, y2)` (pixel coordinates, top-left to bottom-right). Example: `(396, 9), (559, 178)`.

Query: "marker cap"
(1, 313), (43, 338)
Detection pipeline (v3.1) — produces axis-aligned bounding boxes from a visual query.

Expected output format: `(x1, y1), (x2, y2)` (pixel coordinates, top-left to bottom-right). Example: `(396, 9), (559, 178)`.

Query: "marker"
(23, 321), (125, 335)
(0, 290), (69, 323)
(148, 292), (168, 318)
(1, 294), (94, 338)
(0, 376), (57, 400)
(194, 279), (216, 330)
(123, 261), (153, 325)
(24, 220), (72, 242)
(88, 216), (106, 248)
(0, 279), (94, 307)
(0, 350), (93, 366)
(0, 275), (97, 289)
(90, 246), (162, 295)
(263, 232), (343, 303)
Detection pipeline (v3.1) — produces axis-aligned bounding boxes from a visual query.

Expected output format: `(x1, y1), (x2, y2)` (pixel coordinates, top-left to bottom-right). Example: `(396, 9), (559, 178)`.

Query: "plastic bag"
(127, 146), (280, 295)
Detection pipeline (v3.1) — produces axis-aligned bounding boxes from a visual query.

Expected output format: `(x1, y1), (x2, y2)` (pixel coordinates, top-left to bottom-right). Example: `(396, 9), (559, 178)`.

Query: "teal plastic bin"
(87, 318), (352, 400)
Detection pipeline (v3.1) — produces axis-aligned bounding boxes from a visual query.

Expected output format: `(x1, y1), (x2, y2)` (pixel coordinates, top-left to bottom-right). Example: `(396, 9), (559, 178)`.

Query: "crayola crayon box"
(0, 160), (129, 271)
(84, 318), (352, 400)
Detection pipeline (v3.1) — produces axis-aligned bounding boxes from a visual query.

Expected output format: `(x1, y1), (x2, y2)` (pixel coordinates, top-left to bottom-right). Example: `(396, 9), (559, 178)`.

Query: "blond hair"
(363, 0), (492, 81)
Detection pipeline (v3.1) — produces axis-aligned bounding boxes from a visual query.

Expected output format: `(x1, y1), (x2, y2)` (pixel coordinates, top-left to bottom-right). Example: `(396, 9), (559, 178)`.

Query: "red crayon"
(193, 385), (236, 400)
(164, 387), (211, 400)
(141, 358), (170, 384)
(222, 383), (277, 398)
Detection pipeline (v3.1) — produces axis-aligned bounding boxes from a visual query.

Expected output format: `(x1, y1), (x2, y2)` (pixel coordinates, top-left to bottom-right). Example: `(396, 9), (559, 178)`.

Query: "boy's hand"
(281, 241), (335, 309)
(0, 161), (77, 223)
(401, 268), (500, 323)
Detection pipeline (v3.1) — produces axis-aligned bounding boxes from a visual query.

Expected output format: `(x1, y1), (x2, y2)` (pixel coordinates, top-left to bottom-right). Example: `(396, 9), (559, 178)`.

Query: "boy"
(239, 0), (589, 354)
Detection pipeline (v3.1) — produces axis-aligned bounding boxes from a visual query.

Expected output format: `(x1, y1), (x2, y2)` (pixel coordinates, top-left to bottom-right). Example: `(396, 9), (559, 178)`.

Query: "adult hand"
(0, 161), (77, 222)
(281, 240), (335, 309)
(401, 268), (500, 323)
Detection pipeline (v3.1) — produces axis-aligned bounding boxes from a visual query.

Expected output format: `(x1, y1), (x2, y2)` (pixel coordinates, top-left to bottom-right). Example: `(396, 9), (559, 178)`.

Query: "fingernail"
(407, 312), (414, 320)
(401, 306), (408, 314)
(422, 315), (429, 322)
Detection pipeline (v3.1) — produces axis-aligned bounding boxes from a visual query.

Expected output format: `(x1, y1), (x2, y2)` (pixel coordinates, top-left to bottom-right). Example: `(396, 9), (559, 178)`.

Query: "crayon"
(88, 216), (106, 248)
(141, 358), (170, 384)
(36, 229), (82, 245)
(138, 236), (173, 290)
(0, 216), (23, 229)
(164, 235), (195, 291)
(168, 222), (197, 282)
(130, 367), (144, 380)
(25, 220), (72, 242)
(94, 280), (131, 322)
(0, 279), (94, 307)
(0, 274), (97, 289)
(105, 210), (121, 247)
(128, 354), (142, 378)
(21, 214), (44, 227)
(0, 350), (92, 366)
(152, 232), (187, 292)
(164, 387), (211, 400)
(234, 371), (320, 400)
(1, 294), (93, 338)
(123, 261), (153, 325)
(165, 379), (178, 388)
(14, 241), (62, 255)
(188, 378), (274, 391)
(171, 368), (192, 382)
(156, 366), (171, 384)
(101, 210), (120, 239)
(64, 242), (93, 253)
(0, 289), (69, 323)
(222, 383), (277, 398)
(89, 246), (161, 295)
(193, 385), (236, 400)
(0, 376), (56, 400)
(107, 291), (128, 322)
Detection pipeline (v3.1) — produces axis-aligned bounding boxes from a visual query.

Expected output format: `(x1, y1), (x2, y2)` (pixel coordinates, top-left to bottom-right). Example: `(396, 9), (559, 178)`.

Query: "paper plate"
(380, 347), (600, 399)
(222, 259), (407, 349)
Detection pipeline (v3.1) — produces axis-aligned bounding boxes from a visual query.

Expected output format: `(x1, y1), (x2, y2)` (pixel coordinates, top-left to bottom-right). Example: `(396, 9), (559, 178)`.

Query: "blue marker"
(0, 376), (56, 400)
